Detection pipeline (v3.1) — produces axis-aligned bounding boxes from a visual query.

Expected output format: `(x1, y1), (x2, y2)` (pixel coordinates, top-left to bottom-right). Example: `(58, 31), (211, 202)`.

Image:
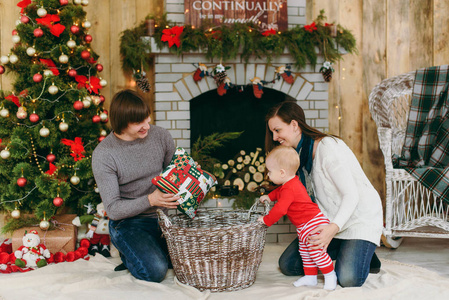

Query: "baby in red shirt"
(258, 145), (337, 290)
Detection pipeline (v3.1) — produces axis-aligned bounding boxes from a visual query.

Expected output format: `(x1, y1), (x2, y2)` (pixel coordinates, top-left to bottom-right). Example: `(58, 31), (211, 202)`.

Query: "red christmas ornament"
(46, 153), (56, 163)
(73, 100), (84, 110)
(29, 113), (40, 123)
(12, 29), (18, 35)
(17, 177), (27, 187)
(33, 73), (43, 83)
(95, 64), (103, 72)
(98, 136), (105, 142)
(99, 95), (105, 103)
(34, 28), (44, 37)
(92, 115), (101, 123)
(81, 50), (90, 60)
(59, 0), (69, 5)
(53, 197), (63, 207)
(67, 68), (77, 77)
(70, 25), (80, 34)
(20, 15), (29, 24)
(84, 34), (92, 43)
(0, 66), (4, 75)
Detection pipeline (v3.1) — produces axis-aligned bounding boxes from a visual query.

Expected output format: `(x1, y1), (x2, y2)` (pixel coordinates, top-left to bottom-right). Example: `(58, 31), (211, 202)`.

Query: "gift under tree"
(0, 0), (108, 231)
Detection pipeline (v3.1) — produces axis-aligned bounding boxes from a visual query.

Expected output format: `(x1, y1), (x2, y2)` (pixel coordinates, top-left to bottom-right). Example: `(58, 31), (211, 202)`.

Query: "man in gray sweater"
(92, 89), (179, 282)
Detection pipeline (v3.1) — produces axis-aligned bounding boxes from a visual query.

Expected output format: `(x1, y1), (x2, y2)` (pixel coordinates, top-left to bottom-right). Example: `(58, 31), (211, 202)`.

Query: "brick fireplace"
(145, 0), (330, 243)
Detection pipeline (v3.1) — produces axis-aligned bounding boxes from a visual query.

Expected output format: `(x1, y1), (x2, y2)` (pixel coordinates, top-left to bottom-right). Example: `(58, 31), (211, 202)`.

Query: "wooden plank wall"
(307, 0), (449, 205)
(1, 0), (448, 204)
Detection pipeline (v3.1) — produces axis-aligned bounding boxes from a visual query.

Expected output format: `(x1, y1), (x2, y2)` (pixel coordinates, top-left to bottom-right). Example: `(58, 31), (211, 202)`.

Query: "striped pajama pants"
(296, 212), (334, 275)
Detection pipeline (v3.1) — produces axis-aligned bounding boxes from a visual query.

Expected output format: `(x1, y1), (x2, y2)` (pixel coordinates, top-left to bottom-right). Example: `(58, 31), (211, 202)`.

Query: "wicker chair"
(368, 71), (449, 248)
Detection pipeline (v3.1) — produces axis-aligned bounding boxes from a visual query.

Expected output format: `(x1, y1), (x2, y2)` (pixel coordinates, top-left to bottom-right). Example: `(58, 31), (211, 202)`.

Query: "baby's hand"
(259, 195), (271, 203)
(257, 216), (266, 224)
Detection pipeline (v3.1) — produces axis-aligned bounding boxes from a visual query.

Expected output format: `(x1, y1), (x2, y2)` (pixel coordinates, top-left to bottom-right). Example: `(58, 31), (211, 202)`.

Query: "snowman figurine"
(85, 203), (110, 257)
(14, 230), (50, 268)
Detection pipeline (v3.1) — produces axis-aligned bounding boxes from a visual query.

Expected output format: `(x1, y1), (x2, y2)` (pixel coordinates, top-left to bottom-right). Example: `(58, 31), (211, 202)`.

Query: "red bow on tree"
(40, 59), (60, 76)
(75, 75), (101, 94)
(304, 22), (317, 33)
(161, 26), (184, 48)
(61, 137), (85, 161)
(36, 14), (65, 37)
(17, 0), (31, 14)
(262, 29), (277, 37)
(45, 163), (57, 175)
(5, 94), (20, 107)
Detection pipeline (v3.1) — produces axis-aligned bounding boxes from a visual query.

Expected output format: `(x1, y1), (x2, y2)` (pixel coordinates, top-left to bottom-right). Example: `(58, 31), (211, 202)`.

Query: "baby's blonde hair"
(266, 145), (300, 174)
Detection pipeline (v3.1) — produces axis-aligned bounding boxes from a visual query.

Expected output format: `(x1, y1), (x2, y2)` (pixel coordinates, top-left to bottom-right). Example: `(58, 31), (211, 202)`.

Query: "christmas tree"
(0, 0), (108, 231)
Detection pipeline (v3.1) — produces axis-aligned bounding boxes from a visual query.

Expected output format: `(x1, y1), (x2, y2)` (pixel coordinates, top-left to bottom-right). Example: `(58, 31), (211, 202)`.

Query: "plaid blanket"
(394, 65), (449, 204)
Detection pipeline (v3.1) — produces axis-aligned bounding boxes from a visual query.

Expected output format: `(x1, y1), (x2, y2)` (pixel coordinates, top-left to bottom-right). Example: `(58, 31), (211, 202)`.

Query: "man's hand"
(148, 189), (180, 208)
(259, 195), (271, 203)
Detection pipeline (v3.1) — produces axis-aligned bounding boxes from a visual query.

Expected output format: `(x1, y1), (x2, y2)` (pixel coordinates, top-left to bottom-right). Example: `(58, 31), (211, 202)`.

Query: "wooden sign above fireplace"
(184, 0), (288, 31)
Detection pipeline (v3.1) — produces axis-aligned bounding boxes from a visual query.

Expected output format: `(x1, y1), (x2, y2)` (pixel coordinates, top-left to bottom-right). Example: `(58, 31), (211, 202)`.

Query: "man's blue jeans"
(279, 238), (379, 287)
(109, 216), (170, 282)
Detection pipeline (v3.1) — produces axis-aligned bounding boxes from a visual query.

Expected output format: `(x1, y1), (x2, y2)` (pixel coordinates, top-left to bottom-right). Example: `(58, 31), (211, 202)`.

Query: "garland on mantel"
(120, 10), (357, 76)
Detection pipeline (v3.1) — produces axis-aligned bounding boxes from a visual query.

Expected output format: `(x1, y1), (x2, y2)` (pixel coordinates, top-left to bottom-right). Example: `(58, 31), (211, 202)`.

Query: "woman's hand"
(148, 189), (180, 208)
(307, 223), (339, 253)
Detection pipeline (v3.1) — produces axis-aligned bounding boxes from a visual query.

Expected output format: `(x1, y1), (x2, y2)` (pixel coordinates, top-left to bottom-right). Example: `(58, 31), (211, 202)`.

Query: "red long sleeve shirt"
(263, 176), (322, 227)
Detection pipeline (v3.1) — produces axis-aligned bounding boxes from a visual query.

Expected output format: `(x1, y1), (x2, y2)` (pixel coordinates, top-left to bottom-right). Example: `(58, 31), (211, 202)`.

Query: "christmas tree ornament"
(17, 177), (27, 187)
(11, 208), (20, 219)
(39, 126), (50, 137)
(60, 0), (69, 5)
(99, 78), (107, 87)
(84, 34), (92, 43)
(40, 219), (50, 230)
(320, 61), (335, 82)
(26, 46), (36, 56)
(34, 27), (44, 37)
(0, 65), (4, 74)
(81, 50), (90, 59)
(70, 25), (80, 34)
(92, 115), (101, 123)
(94, 186), (99, 193)
(91, 95), (101, 105)
(12, 35), (21, 44)
(20, 15), (29, 24)
(48, 83), (59, 95)
(59, 54), (69, 64)
(74, 0), (82, 4)
(95, 63), (103, 72)
(15, 19), (21, 26)
(9, 54), (18, 64)
(67, 38), (76, 49)
(98, 136), (105, 142)
(43, 69), (53, 77)
(16, 106), (28, 119)
(99, 95), (105, 103)
(67, 68), (77, 77)
(29, 113), (40, 123)
(70, 174), (80, 185)
(81, 0), (89, 6)
(82, 20), (91, 29)
(12, 29), (18, 35)
(53, 196), (63, 207)
(46, 153), (56, 162)
(1, 149), (10, 159)
(82, 98), (91, 108)
(73, 100), (83, 110)
(100, 129), (107, 136)
(99, 112), (108, 122)
(0, 108), (9, 118)
(59, 120), (69, 132)
(33, 73), (43, 82)
(0, 55), (9, 64)
(37, 7), (48, 17)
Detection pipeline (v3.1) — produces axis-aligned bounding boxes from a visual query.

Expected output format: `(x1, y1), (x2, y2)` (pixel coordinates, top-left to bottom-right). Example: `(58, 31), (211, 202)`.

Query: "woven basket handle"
(246, 199), (271, 220)
(157, 209), (172, 228)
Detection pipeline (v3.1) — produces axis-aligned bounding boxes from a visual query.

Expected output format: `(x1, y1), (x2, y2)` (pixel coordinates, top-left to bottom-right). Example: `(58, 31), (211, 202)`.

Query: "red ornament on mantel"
(34, 28), (44, 37)
(53, 197), (63, 207)
(17, 177), (27, 187)
(70, 25), (80, 34)
(46, 153), (56, 163)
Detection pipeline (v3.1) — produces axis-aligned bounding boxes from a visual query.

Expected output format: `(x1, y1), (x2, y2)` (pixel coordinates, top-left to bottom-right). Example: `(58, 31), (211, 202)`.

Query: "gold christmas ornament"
(43, 69), (53, 77)
(82, 20), (91, 29)
(48, 83), (59, 95)
(0, 108), (10, 118)
(9, 54), (19, 64)
(100, 129), (107, 136)
(0, 55), (9, 64)
(82, 99), (91, 108)
(99, 78), (107, 87)
(0, 149), (10, 159)
(26, 46), (36, 56)
(39, 126), (50, 137)
(16, 106), (27, 119)
(12, 35), (21, 44)
(59, 54), (69, 64)
(67, 39), (76, 49)
(59, 121), (69, 132)
(37, 7), (47, 17)
(39, 219), (50, 230)
(11, 209), (21, 219)
(70, 175), (80, 185)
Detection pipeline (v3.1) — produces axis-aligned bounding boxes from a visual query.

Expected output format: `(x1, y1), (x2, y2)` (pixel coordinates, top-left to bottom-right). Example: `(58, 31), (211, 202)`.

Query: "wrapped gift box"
(12, 214), (78, 254)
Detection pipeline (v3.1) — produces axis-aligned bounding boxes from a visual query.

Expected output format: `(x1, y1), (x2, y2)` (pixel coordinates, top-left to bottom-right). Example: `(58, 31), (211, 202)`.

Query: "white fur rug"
(1, 244), (448, 300)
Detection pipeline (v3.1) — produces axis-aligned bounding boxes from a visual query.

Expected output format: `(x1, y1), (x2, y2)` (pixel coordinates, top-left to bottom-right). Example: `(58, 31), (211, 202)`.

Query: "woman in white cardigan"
(264, 101), (383, 287)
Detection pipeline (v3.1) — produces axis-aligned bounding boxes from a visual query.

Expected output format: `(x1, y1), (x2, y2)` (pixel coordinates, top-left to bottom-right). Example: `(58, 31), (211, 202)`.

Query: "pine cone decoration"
(136, 74), (151, 93)
(322, 69), (333, 82)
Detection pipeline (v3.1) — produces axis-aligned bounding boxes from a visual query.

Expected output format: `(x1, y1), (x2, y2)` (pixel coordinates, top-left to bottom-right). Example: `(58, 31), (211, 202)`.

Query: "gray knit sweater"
(92, 125), (175, 220)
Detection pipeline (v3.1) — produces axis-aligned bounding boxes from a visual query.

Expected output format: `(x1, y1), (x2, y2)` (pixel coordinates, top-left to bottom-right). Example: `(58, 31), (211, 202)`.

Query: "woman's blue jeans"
(279, 238), (379, 287)
(109, 216), (170, 282)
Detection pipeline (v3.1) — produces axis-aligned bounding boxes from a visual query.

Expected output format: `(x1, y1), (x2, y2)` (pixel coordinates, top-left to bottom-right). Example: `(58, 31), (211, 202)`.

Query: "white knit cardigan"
(311, 137), (383, 246)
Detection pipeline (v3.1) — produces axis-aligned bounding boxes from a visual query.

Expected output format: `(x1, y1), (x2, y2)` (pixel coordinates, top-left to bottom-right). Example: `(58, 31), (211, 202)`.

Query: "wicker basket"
(157, 200), (270, 292)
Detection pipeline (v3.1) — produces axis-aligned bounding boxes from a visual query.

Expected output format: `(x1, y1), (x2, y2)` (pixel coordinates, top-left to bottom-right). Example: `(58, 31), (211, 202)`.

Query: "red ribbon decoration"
(36, 14), (65, 37)
(5, 94), (20, 107)
(61, 137), (85, 161)
(39, 59), (60, 76)
(75, 75), (101, 94)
